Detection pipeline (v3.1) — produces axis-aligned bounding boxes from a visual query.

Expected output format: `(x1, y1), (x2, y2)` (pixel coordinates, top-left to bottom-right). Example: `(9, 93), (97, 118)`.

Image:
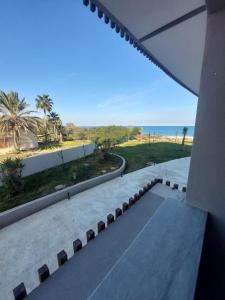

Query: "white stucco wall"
(22, 143), (96, 177)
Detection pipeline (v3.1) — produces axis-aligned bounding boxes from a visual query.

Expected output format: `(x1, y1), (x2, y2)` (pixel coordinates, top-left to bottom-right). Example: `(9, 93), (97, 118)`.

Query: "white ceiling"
(99, 0), (205, 38)
(98, 0), (207, 95)
(143, 11), (207, 94)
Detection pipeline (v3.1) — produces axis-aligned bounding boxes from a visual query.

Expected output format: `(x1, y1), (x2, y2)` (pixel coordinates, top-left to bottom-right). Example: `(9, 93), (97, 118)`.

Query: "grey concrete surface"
(206, 0), (225, 13)
(187, 4), (225, 233)
(28, 191), (164, 300)
(150, 182), (186, 202)
(0, 157), (190, 300)
(187, 7), (225, 298)
(89, 199), (207, 300)
(0, 153), (125, 229)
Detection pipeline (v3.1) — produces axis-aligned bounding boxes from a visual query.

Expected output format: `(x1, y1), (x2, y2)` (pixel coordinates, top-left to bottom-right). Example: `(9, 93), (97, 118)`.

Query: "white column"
(187, 6), (225, 298)
(187, 7), (225, 235)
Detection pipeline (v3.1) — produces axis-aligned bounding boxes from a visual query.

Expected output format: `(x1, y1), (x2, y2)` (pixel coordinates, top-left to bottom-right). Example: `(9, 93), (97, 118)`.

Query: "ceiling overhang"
(83, 0), (208, 96)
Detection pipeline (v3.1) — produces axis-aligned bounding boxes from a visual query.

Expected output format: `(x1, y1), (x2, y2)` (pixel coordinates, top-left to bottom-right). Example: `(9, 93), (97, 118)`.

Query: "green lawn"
(0, 140), (90, 162)
(0, 153), (121, 212)
(112, 140), (192, 173)
(0, 139), (192, 212)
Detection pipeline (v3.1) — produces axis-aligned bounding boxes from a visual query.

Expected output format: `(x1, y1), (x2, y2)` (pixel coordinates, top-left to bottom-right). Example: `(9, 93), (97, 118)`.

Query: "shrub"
(0, 158), (24, 196)
(103, 152), (111, 160)
(75, 164), (89, 180)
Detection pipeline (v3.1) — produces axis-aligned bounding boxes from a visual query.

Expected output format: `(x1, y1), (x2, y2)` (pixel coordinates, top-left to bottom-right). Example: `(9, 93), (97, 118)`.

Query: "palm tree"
(48, 111), (61, 141)
(35, 95), (53, 143)
(182, 127), (188, 145)
(0, 91), (40, 150)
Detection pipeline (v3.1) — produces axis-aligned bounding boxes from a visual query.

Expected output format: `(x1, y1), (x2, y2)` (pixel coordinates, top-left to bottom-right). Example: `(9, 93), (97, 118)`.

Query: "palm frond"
(0, 91), (41, 146)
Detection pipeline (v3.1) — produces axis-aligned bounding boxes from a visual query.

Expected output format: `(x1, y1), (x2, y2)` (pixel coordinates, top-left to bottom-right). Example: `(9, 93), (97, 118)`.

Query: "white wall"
(22, 143), (96, 177)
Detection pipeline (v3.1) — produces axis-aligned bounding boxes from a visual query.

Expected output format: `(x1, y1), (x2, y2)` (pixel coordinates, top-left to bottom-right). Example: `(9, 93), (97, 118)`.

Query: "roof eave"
(83, 0), (199, 96)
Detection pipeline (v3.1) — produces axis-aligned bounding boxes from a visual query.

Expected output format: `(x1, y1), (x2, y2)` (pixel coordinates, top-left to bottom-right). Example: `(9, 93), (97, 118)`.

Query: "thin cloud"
(97, 93), (139, 109)
(96, 78), (168, 111)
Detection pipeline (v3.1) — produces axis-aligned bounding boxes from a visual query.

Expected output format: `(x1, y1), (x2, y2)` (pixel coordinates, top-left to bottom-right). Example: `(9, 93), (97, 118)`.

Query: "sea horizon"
(140, 126), (194, 137)
(81, 125), (195, 137)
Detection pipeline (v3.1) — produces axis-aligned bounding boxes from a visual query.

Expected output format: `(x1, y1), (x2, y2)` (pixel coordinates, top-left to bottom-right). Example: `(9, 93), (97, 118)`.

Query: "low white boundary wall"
(22, 143), (96, 177)
(0, 154), (126, 229)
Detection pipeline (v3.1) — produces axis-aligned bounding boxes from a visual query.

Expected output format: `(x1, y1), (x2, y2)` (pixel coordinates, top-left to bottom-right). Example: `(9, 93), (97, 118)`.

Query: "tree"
(130, 127), (141, 138)
(48, 111), (61, 141)
(63, 123), (77, 140)
(35, 95), (53, 143)
(0, 91), (40, 150)
(63, 123), (88, 140)
(89, 126), (132, 146)
(182, 127), (188, 145)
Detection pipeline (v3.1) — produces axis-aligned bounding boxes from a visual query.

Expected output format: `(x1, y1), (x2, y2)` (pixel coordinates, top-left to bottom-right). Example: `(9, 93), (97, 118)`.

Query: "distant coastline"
(140, 126), (194, 137)
(82, 126), (195, 137)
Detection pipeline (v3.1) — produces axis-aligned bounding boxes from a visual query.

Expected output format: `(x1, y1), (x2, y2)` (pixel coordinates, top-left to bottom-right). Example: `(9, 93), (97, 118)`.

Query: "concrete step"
(150, 183), (186, 202)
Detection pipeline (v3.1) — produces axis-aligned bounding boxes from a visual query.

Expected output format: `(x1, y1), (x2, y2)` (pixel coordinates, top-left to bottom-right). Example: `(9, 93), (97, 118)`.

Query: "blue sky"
(0, 0), (197, 126)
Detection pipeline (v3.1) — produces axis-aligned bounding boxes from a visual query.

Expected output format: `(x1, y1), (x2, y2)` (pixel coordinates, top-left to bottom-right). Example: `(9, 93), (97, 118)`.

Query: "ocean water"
(82, 125), (195, 137)
(141, 126), (195, 137)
